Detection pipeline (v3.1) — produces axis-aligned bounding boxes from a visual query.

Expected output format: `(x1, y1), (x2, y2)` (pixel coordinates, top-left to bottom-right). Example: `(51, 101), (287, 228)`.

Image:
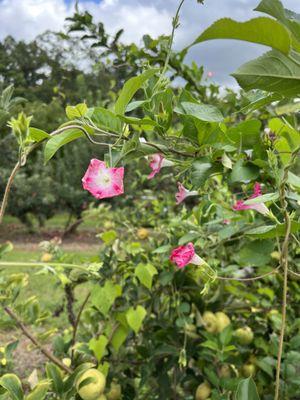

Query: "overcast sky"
(0, 0), (300, 86)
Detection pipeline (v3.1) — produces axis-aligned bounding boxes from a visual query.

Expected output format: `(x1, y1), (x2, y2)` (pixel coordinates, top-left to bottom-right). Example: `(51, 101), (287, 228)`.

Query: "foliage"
(0, 0), (300, 399)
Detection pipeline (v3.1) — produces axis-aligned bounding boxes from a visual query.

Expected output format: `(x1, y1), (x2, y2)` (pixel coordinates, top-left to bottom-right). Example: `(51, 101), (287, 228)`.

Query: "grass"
(2, 244), (96, 328)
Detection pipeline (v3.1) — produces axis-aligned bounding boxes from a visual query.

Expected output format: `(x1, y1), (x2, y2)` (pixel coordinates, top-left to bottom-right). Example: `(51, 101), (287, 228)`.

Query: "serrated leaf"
(191, 17), (291, 54)
(232, 50), (300, 97)
(0, 374), (24, 400)
(126, 306), (147, 334)
(135, 263), (158, 290)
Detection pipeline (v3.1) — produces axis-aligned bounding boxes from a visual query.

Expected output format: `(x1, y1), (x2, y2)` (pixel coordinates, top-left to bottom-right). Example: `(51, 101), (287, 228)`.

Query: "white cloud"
(0, 0), (68, 40)
(0, 0), (300, 85)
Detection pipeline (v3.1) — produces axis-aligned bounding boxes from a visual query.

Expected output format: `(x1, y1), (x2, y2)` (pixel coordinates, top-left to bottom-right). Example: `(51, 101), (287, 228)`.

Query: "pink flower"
(207, 71), (214, 78)
(175, 182), (198, 205)
(233, 182), (269, 215)
(147, 154), (174, 179)
(82, 159), (124, 199)
(170, 242), (206, 269)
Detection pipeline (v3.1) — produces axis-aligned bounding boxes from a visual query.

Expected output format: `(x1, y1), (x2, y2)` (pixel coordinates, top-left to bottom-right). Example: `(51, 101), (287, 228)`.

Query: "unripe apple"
(218, 364), (231, 378)
(202, 311), (217, 333)
(107, 382), (122, 400)
(235, 326), (254, 345)
(137, 228), (149, 240)
(76, 369), (106, 400)
(41, 252), (52, 262)
(215, 312), (231, 333)
(242, 363), (256, 377)
(195, 382), (211, 400)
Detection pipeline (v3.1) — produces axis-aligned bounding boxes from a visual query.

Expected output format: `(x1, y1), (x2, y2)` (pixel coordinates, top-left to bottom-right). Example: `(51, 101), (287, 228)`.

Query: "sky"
(0, 0), (300, 86)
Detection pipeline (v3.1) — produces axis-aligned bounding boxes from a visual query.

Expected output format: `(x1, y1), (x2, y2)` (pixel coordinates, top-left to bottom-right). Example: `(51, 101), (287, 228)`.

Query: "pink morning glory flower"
(170, 242), (206, 269)
(147, 154), (174, 179)
(175, 182), (198, 205)
(82, 159), (124, 199)
(233, 182), (269, 215)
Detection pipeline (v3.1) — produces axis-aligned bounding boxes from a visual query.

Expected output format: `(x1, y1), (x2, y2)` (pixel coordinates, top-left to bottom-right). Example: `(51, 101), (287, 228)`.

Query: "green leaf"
(126, 306), (147, 334)
(115, 69), (157, 115)
(135, 263), (158, 290)
(28, 128), (50, 142)
(232, 50), (300, 96)
(191, 17), (291, 54)
(236, 240), (274, 267)
(244, 192), (279, 205)
(89, 335), (108, 362)
(100, 230), (117, 245)
(66, 103), (88, 119)
(231, 160), (260, 183)
(111, 325), (129, 352)
(90, 107), (122, 133)
(44, 128), (84, 163)
(246, 221), (300, 238)
(255, 0), (300, 47)
(227, 120), (261, 149)
(25, 381), (50, 400)
(235, 377), (260, 400)
(46, 364), (64, 396)
(175, 101), (223, 122)
(288, 171), (300, 188)
(0, 374), (24, 400)
(191, 158), (222, 187)
(91, 281), (122, 316)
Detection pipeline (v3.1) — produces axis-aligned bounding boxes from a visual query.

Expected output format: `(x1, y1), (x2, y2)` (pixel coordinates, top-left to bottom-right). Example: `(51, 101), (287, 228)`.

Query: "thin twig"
(4, 306), (73, 374)
(71, 292), (91, 362)
(274, 146), (299, 400)
(0, 161), (21, 224)
(217, 267), (280, 282)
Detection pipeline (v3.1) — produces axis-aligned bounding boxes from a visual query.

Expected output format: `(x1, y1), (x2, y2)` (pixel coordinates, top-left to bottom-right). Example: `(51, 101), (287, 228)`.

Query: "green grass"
(1, 247), (96, 330)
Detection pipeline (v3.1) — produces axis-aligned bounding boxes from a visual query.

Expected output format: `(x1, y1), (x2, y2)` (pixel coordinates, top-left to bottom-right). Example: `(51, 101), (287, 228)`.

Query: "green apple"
(235, 326), (254, 345)
(202, 311), (217, 333)
(76, 369), (106, 400)
(242, 363), (256, 377)
(215, 312), (231, 333)
(107, 382), (122, 400)
(195, 382), (211, 400)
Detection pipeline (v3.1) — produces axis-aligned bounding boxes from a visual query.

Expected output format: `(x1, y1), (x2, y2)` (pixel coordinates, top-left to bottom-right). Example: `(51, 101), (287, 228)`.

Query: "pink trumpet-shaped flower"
(233, 182), (269, 215)
(82, 159), (124, 199)
(170, 242), (206, 269)
(147, 154), (174, 179)
(175, 182), (198, 205)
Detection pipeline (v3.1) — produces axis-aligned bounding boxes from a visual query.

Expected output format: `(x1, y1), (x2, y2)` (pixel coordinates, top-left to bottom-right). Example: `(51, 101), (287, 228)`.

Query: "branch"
(71, 292), (91, 362)
(4, 306), (73, 374)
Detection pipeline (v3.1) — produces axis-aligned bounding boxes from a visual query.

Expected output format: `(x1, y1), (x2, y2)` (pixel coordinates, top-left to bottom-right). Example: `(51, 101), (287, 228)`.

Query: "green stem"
(0, 261), (91, 273)
(154, 0), (186, 91)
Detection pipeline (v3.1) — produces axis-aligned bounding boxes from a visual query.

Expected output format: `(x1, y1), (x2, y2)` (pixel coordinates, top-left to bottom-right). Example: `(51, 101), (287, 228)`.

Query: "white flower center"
(97, 170), (112, 187)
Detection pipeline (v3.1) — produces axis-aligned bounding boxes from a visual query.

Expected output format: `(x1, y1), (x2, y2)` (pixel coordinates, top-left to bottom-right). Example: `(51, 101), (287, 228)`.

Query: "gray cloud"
(0, 0), (299, 86)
